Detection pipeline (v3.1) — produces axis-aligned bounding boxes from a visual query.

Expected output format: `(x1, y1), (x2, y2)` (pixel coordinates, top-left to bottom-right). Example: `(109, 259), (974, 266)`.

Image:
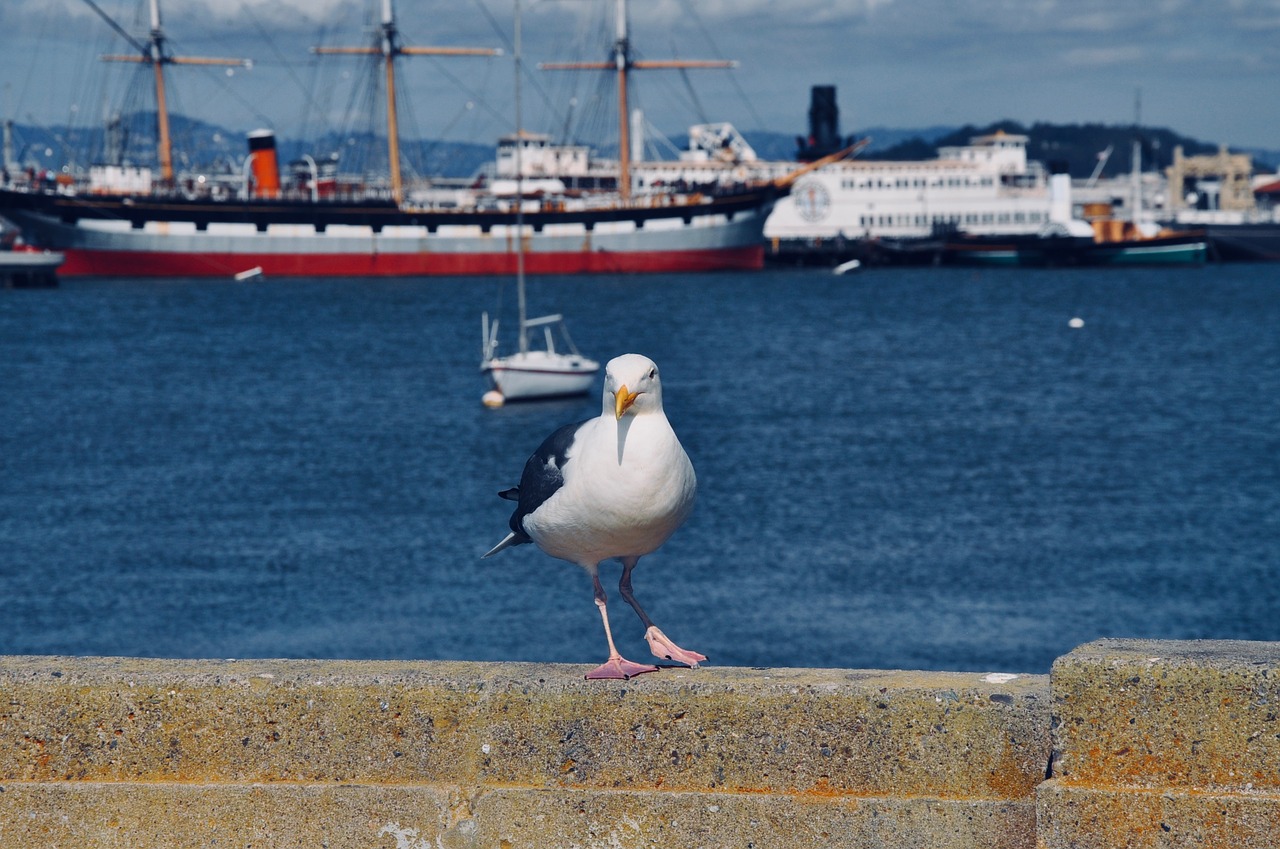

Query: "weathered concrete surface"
(0, 656), (1049, 849)
(0, 783), (1037, 849)
(1038, 639), (1280, 849)
(1038, 783), (1280, 849)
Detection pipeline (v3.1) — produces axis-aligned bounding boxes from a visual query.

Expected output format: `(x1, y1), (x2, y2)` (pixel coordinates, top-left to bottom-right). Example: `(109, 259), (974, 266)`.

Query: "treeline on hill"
(14, 114), (1268, 180)
(865, 121), (1224, 180)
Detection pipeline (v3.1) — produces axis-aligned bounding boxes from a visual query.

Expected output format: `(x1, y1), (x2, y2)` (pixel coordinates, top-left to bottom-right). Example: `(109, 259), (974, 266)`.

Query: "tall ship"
(0, 0), (787, 278)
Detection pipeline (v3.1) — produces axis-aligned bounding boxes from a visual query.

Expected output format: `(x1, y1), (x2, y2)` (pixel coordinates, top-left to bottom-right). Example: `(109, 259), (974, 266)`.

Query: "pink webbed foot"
(584, 655), (659, 680)
(644, 626), (707, 668)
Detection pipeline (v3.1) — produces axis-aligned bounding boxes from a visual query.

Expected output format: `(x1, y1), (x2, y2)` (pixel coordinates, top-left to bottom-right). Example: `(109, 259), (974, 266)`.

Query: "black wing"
(507, 419), (588, 539)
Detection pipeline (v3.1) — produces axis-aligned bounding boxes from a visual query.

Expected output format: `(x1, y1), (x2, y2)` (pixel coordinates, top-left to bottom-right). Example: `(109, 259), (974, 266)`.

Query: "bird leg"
(619, 559), (707, 668)
(584, 572), (658, 680)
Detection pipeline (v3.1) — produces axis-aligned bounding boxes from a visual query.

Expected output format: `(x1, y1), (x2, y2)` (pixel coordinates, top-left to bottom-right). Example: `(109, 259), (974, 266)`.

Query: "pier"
(1, 639), (1276, 847)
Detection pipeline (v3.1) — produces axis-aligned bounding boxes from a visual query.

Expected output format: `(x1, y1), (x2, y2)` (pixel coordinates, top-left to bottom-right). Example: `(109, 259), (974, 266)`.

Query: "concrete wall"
(1040, 639), (1280, 848)
(0, 639), (1275, 848)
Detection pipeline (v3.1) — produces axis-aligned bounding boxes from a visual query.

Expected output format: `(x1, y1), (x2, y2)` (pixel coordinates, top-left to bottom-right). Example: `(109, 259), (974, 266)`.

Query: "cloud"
(3, 0), (1279, 147)
(1060, 46), (1147, 68)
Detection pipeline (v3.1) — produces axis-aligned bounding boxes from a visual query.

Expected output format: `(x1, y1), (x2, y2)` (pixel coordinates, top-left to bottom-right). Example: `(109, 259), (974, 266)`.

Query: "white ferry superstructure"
(635, 126), (1055, 243)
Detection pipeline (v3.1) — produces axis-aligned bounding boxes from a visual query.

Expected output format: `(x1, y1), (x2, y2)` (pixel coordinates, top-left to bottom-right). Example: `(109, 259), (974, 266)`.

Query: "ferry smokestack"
(247, 129), (281, 198)
(797, 85), (843, 162)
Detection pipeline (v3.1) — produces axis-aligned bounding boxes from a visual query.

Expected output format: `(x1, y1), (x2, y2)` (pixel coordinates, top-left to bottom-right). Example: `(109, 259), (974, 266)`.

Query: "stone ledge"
(1049, 639), (1280, 793)
(0, 655), (1048, 849)
(0, 656), (1050, 799)
(7, 642), (1280, 848)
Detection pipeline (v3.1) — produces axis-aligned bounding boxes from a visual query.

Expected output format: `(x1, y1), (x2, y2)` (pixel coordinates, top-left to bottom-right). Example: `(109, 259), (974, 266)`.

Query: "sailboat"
(481, 0), (599, 405)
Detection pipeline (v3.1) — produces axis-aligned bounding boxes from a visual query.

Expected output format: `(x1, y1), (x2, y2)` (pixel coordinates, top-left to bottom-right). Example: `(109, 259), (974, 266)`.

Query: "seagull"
(483, 353), (705, 680)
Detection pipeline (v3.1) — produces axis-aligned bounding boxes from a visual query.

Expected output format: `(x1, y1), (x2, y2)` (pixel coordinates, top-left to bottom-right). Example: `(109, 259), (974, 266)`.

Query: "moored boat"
(482, 314), (599, 402)
(0, 0), (781, 278)
(943, 228), (1207, 267)
(0, 244), (63, 288)
(479, 1), (599, 406)
(0, 185), (777, 277)
(943, 163), (1207, 267)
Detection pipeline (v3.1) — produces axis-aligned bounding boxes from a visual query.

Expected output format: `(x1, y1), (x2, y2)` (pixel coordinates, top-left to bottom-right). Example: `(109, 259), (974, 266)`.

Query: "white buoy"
(233, 266), (264, 281)
(1068, 317), (1085, 329)
(482, 390), (506, 408)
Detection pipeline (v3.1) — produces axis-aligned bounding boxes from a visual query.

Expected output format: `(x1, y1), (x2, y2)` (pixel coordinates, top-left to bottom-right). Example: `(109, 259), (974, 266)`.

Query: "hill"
(6, 113), (1277, 181)
(863, 120), (1280, 179)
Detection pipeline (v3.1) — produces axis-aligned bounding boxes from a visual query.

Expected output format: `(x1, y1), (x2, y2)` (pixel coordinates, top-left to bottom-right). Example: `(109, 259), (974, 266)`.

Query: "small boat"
(479, 0), (598, 407)
(833, 258), (862, 275)
(481, 312), (599, 404)
(0, 233), (63, 288)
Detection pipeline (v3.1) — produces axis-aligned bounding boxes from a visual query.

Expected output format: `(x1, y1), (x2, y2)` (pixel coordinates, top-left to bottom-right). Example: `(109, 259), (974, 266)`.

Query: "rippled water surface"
(3, 264), (1277, 673)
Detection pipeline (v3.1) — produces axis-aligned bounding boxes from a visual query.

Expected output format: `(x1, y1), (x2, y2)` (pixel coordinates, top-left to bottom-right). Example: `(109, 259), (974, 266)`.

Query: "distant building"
(1166, 145), (1254, 213)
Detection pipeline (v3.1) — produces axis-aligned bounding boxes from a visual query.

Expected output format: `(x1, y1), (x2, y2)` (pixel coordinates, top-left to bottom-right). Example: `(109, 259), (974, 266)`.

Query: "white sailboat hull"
(481, 350), (598, 400)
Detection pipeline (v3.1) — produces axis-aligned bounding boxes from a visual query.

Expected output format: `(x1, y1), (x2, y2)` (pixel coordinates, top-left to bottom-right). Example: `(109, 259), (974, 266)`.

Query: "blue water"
(2, 265), (1277, 673)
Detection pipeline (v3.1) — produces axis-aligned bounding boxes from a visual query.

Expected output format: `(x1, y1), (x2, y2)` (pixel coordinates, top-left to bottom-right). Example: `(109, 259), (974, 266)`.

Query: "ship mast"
(92, 0), (249, 185)
(540, 0), (735, 202)
(514, 0), (529, 354)
(313, 0), (500, 205)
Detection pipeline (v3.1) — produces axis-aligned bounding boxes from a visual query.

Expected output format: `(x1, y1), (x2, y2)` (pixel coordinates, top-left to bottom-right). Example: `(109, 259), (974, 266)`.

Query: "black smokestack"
(797, 85), (845, 162)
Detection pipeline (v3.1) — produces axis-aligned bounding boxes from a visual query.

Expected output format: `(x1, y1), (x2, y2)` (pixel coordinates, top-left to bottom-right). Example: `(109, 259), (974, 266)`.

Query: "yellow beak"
(614, 384), (639, 420)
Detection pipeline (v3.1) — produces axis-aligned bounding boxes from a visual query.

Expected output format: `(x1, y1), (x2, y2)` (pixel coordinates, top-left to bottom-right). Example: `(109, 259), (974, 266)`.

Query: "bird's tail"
(481, 532), (522, 559)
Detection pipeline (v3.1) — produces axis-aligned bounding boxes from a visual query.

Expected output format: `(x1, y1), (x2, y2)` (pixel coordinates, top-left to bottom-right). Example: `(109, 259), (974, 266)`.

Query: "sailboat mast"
(147, 0), (173, 183)
(381, 0), (404, 203)
(313, 2), (499, 207)
(539, 1), (735, 204)
(1131, 88), (1142, 223)
(515, 0), (528, 354)
(613, 0), (631, 202)
(92, 0), (248, 187)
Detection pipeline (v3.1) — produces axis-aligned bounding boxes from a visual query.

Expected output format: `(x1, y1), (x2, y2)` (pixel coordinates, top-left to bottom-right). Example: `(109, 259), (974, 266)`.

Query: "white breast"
(523, 413), (696, 566)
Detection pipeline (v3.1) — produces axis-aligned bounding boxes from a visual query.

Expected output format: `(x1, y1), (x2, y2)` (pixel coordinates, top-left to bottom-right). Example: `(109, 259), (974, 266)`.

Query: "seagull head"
(604, 353), (664, 420)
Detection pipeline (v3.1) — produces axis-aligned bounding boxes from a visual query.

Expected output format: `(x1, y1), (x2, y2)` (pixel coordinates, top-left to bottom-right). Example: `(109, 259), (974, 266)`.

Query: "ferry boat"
(628, 89), (1059, 265)
(0, 0), (782, 278)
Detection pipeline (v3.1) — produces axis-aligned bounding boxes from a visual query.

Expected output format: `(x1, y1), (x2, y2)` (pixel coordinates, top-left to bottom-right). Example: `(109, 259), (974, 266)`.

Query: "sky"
(2, 0), (1278, 157)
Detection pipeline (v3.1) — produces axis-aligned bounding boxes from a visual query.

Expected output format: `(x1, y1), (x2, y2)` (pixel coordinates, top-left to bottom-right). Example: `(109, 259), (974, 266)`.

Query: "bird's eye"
(648, 368), (657, 379)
